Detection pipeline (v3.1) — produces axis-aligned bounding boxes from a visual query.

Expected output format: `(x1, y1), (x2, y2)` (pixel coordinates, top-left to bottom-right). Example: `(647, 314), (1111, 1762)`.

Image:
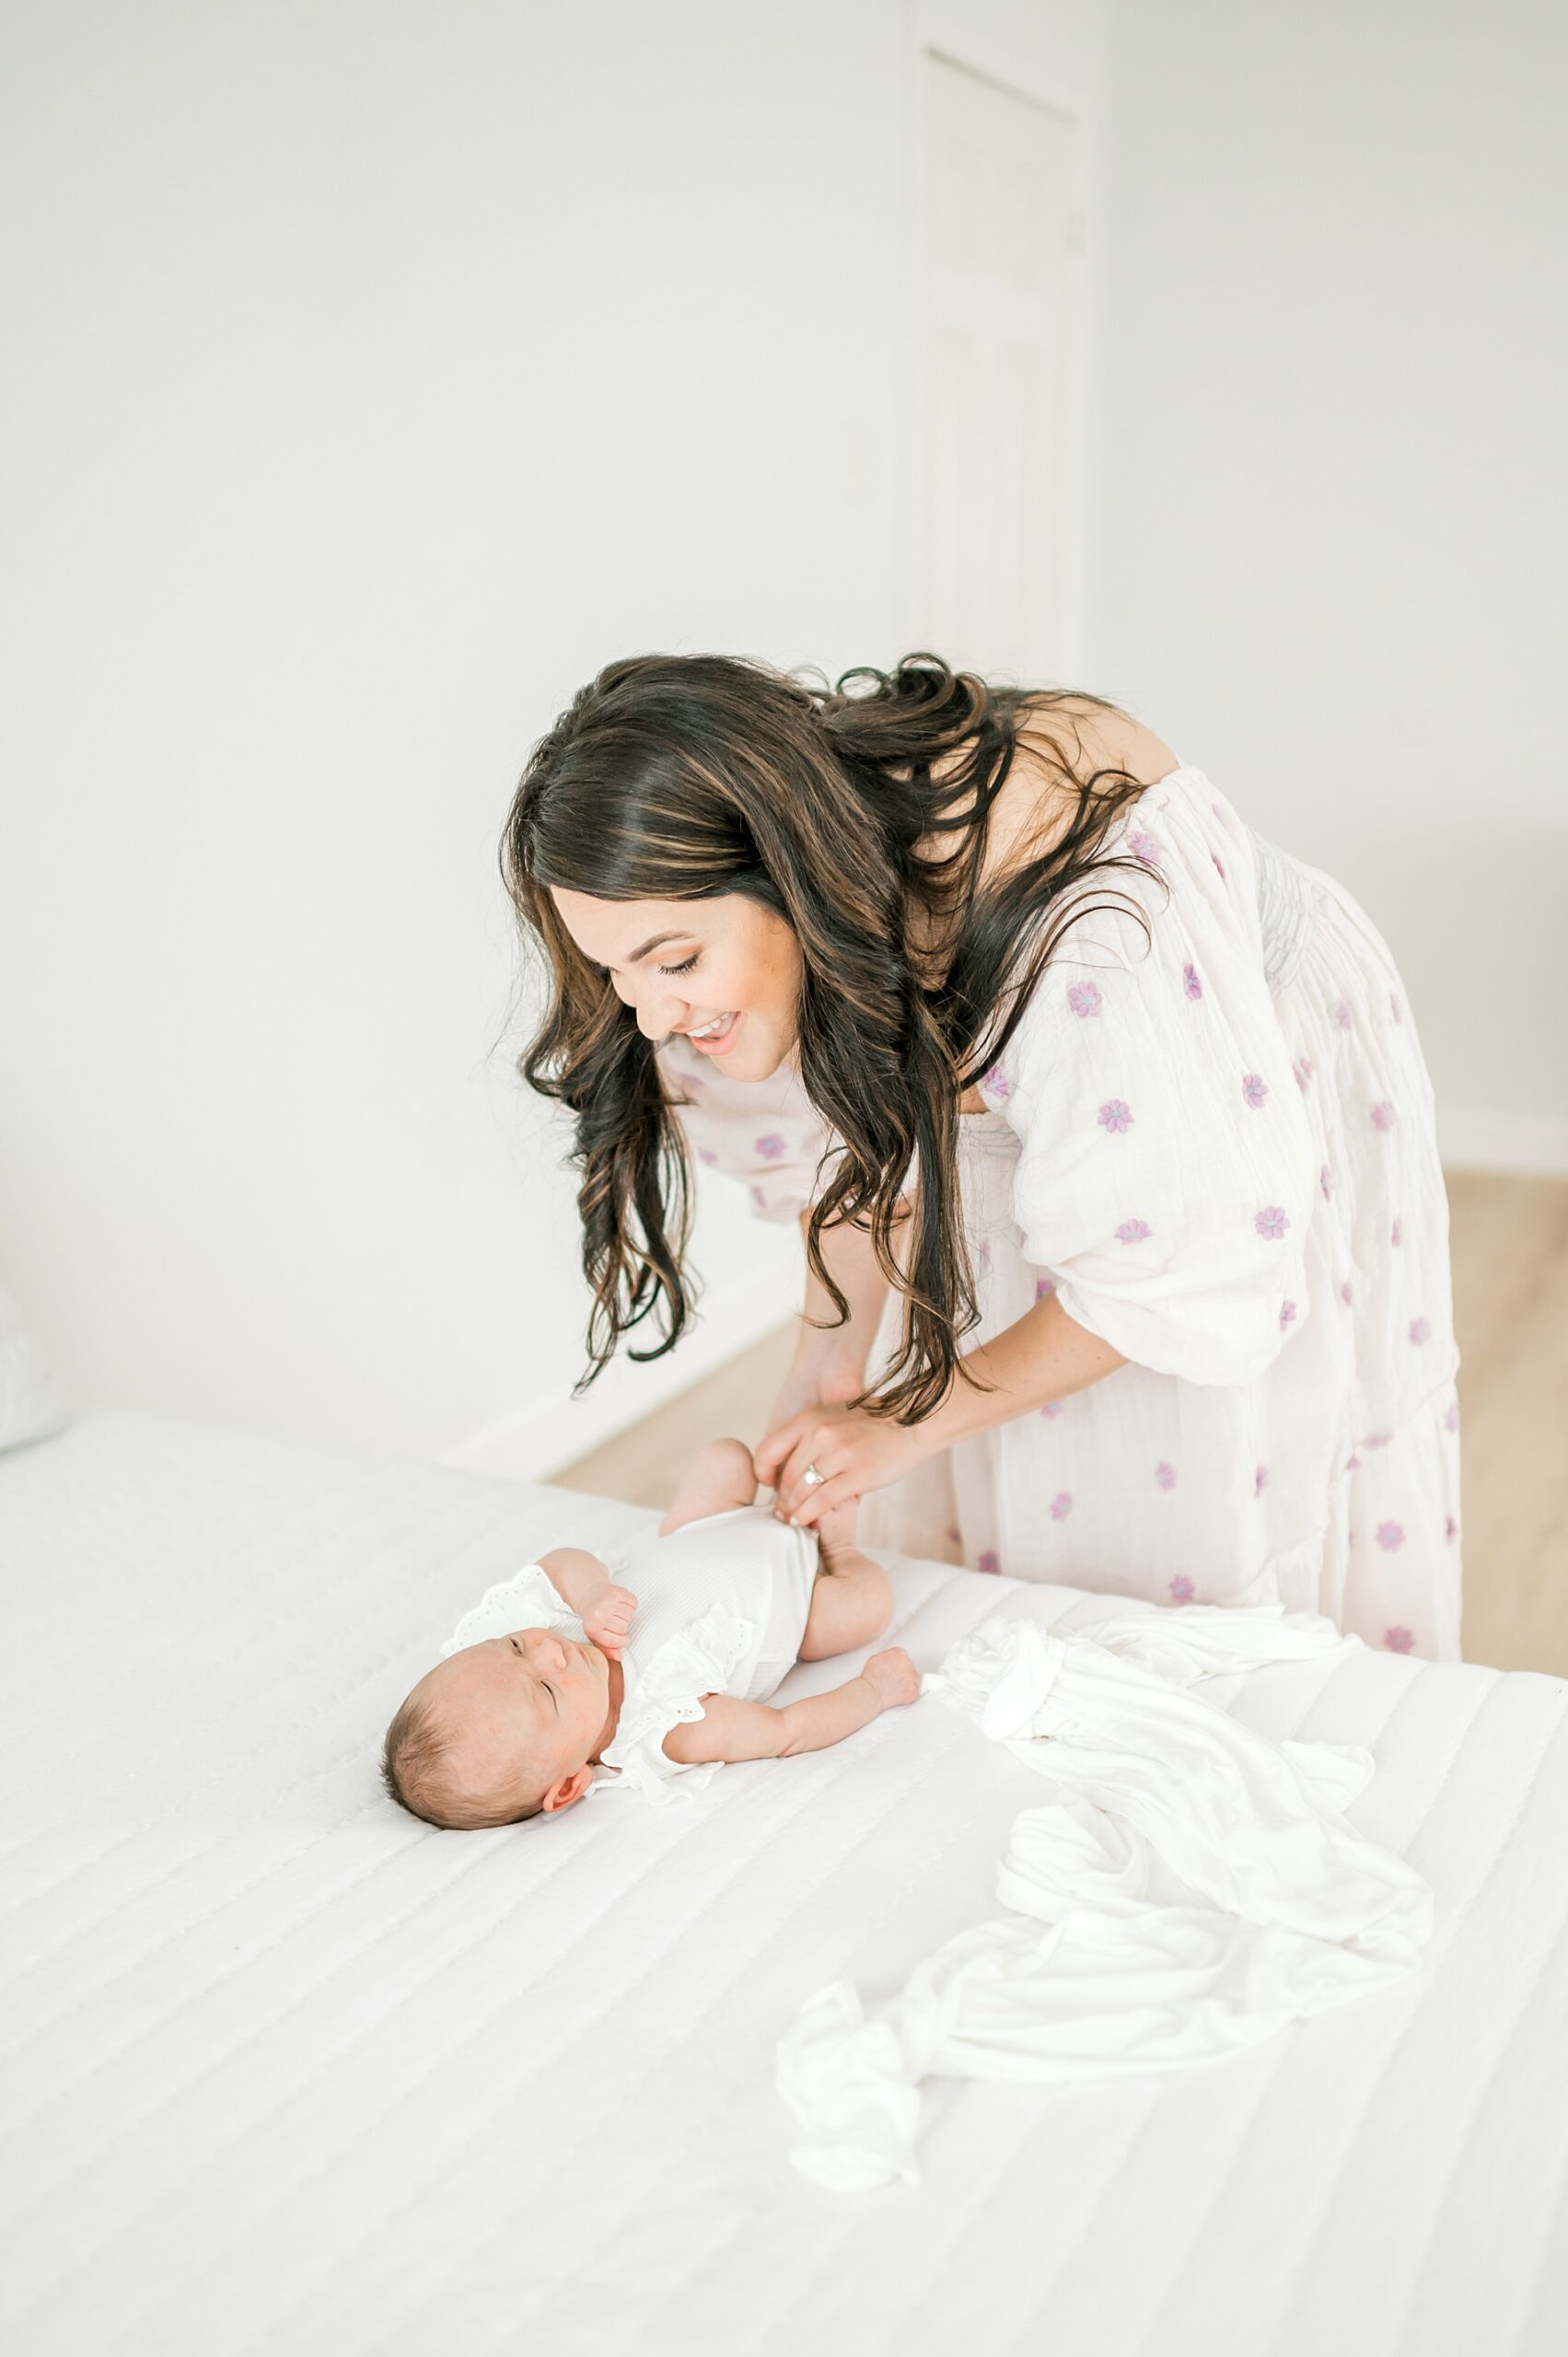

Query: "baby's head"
(382, 1624), (611, 1829)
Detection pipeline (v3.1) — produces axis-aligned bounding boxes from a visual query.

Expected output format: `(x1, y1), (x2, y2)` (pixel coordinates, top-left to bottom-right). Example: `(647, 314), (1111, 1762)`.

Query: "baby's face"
(413, 1625), (611, 1818)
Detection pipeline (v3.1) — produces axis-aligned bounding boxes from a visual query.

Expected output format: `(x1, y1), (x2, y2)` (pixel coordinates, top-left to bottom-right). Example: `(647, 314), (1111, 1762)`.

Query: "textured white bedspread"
(2, 1413), (1565, 2357)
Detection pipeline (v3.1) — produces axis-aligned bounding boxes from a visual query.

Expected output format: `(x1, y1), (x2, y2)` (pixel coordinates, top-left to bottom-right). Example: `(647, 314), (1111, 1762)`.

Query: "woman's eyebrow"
(598, 930), (688, 973)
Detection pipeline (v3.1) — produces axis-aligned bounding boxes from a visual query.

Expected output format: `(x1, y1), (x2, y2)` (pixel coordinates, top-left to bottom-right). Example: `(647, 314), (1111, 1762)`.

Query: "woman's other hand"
(757, 1397), (928, 1528)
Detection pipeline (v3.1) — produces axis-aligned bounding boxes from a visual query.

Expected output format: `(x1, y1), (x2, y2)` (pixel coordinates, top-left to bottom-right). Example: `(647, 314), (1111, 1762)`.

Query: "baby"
(382, 1436), (919, 1829)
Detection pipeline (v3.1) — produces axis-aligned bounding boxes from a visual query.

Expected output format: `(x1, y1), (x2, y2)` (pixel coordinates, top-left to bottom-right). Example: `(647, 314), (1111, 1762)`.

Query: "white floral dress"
(444, 1505), (819, 1804)
(658, 767), (1463, 1663)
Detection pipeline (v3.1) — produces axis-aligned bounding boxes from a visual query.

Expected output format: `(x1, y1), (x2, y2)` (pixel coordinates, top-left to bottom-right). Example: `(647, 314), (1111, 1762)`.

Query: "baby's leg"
(798, 1494), (894, 1661)
(658, 1436), (759, 1536)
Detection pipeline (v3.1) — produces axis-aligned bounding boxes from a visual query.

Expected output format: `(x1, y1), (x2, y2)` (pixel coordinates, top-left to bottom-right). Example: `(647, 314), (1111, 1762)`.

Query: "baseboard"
(1439, 1105), (1568, 1179)
(441, 1253), (799, 1485)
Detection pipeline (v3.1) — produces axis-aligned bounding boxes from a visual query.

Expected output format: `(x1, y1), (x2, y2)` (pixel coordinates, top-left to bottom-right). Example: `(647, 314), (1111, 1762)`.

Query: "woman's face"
(550, 888), (802, 1081)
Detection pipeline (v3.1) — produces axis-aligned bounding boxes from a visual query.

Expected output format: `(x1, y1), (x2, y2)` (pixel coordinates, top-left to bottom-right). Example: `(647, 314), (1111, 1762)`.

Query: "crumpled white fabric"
(778, 1602), (1433, 2190)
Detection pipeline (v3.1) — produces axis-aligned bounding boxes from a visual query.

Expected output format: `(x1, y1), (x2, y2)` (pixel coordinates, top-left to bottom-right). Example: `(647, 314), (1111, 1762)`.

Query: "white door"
(912, 53), (1080, 687)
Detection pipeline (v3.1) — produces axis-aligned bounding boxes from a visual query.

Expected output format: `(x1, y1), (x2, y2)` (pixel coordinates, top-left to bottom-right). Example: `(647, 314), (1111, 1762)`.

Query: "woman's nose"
(633, 988), (688, 1042)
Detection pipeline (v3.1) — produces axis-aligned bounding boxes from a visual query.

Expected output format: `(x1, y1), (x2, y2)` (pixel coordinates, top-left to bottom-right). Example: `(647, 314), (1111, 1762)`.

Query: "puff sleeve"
(987, 795), (1317, 1385)
(657, 1034), (840, 1226)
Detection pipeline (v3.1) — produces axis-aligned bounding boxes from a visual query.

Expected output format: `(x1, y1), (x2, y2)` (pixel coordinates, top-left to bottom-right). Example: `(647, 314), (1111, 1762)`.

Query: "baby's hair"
(381, 1688), (543, 1830)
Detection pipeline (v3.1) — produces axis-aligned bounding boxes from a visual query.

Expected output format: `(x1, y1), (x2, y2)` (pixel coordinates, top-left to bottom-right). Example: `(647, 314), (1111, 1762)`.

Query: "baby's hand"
(582, 1585), (638, 1658)
(862, 1647), (921, 1711)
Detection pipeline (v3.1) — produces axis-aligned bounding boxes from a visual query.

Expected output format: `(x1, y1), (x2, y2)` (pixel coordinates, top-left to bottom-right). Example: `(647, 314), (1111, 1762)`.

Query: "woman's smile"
(685, 1011), (740, 1054)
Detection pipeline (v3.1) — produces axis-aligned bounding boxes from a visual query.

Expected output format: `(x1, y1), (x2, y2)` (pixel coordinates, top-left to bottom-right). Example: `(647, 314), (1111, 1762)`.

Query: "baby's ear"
(539, 1764), (596, 1815)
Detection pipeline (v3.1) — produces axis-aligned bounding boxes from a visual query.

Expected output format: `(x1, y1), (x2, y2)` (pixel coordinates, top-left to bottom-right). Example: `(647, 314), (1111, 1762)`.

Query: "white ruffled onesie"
(443, 1505), (819, 1805)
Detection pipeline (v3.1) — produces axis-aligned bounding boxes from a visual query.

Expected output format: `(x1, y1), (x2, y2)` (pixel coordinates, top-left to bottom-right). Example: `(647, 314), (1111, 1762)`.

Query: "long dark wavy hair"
(501, 653), (1160, 1423)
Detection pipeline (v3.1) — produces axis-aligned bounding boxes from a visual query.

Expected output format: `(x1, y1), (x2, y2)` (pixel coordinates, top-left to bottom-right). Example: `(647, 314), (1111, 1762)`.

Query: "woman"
(503, 654), (1462, 1661)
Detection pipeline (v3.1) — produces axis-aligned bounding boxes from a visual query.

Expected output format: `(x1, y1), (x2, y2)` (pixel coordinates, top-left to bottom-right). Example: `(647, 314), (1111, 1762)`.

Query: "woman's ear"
(540, 1765), (596, 1815)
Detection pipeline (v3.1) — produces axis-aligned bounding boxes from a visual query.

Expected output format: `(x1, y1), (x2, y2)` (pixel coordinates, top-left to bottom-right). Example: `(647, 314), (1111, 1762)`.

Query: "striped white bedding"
(2, 1413), (1564, 2357)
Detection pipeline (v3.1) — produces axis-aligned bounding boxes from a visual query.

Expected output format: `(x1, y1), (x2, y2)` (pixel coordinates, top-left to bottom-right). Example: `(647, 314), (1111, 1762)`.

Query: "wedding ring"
(801, 1462), (826, 1488)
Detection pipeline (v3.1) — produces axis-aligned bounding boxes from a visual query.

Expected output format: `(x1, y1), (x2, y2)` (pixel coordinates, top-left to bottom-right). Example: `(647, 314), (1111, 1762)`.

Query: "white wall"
(1091, 0), (1568, 1145)
(0, 0), (1111, 1468)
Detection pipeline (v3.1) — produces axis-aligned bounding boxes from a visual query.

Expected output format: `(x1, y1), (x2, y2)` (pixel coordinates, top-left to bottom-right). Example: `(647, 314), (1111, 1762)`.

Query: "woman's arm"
(909, 1292), (1126, 1453)
(660, 1647), (920, 1766)
(764, 1203), (902, 1443)
(765, 1293), (1126, 1527)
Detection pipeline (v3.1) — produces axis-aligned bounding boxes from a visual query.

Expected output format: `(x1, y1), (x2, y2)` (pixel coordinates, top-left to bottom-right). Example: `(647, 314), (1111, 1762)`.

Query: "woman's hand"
(755, 1397), (929, 1529)
(762, 1341), (866, 1445)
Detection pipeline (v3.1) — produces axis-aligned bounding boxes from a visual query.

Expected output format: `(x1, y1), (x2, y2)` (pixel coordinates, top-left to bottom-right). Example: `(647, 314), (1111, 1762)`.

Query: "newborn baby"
(382, 1436), (918, 1828)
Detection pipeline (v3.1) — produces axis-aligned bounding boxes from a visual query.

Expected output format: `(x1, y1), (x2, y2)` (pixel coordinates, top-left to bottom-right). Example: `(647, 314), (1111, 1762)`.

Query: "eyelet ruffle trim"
(440, 1562), (583, 1657)
(597, 1600), (755, 1806)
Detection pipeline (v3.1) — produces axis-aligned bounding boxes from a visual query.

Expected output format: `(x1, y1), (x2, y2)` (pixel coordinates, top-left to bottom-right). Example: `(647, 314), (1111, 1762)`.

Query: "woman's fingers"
(786, 1469), (858, 1531)
(754, 1414), (809, 1488)
(772, 1430), (845, 1523)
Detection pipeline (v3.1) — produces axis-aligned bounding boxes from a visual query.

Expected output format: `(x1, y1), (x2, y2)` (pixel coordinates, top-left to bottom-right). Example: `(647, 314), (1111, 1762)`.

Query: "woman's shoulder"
(975, 696), (1182, 890)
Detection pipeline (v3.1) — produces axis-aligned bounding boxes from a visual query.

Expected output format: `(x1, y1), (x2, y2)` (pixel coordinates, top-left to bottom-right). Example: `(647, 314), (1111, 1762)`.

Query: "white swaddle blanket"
(777, 1602), (1434, 2191)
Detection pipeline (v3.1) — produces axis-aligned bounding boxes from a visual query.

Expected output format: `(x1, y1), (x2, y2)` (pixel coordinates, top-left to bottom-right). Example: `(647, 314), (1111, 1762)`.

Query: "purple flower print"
(1050, 1491), (1074, 1521)
(1254, 1464), (1269, 1498)
(1115, 1217), (1153, 1245)
(1182, 962), (1204, 1001)
(1371, 1100), (1397, 1132)
(1242, 1073), (1269, 1109)
(1319, 1165), (1334, 1201)
(982, 1065), (1013, 1100)
(1040, 1399), (1063, 1419)
(749, 1185), (768, 1209)
(1446, 1515), (1458, 1542)
(1376, 1519), (1406, 1550)
(1444, 1401), (1460, 1434)
(1390, 992), (1403, 1025)
(1035, 1275), (1056, 1300)
(1293, 1055), (1315, 1092)
(1156, 1461), (1178, 1492)
(1255, 1205), (1290, 1240)
(1212, 853), (1227, 880)
(1279, 1299), (1297, 1330)
(755, 1132), (786, 1160)
(1130, 827), (1162, 865)
(977, 1550), (1001, 1575)
(697, 1146), (718, 1166)
(945, 1525), (961, 1544)
(1098, 1099), (1133, 1134)
(1168, 1574), (1195, 1603)
(1333, 999), (1353, 1030)
(1409, 1316), (1431, 1346)
(1385, 1626), (1415, 1654)
(978, 1239), (992, 1273)
(1067, 981), (1103, 1018)
(1340, 1280), (1353, 1306)
(1347, 1452), (1362, 1472)
(1391, 1216), (1403, 1247)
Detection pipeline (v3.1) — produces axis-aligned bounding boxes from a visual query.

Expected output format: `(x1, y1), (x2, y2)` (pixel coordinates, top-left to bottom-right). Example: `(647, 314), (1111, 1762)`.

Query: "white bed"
(2, 1411), (1565, 2357)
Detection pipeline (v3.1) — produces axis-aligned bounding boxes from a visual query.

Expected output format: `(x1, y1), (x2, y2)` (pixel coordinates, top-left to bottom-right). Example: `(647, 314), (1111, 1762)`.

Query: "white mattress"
(2, 1412), (1565, 2357)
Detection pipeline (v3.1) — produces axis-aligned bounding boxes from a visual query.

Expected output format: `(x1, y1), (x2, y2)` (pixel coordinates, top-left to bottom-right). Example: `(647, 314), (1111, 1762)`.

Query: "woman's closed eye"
(658, 952), (699, 976)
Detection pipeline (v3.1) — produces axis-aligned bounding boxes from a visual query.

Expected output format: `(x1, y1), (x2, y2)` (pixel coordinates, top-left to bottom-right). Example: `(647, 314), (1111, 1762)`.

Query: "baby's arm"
(660, 1648), (920, 1767)
(537, 1547), (637, 1658)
